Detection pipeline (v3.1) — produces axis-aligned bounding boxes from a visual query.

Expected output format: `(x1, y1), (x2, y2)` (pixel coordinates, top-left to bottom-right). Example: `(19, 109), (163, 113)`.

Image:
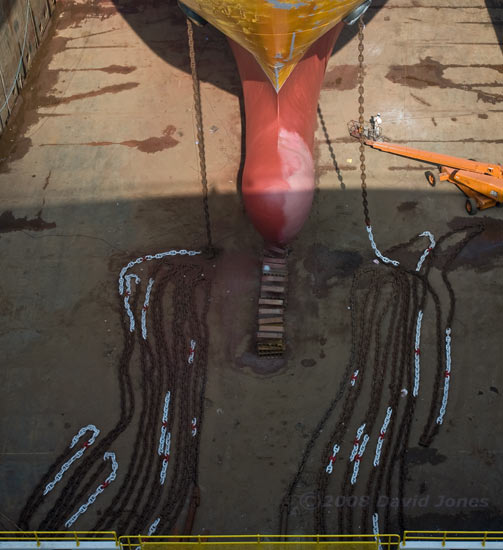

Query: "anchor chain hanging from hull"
(186, 19), (215, 256)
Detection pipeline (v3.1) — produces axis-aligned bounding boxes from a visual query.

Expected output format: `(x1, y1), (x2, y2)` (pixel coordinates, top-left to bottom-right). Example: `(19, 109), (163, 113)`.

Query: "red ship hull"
(229, 23), (343, 244)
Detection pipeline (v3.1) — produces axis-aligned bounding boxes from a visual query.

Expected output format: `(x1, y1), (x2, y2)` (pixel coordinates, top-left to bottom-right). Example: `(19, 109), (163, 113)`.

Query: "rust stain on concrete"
(0, 210), (56, 234)
(85, 125), (179, 153)
(316, 163), (356, 176)
(60, 64), (137, 74)
(42, 82), (139, 106)
(388, 165), (430, 171)
(386, 57), (503, 105)
(410, 92), (432, 107)
(323, 64), (359, 91)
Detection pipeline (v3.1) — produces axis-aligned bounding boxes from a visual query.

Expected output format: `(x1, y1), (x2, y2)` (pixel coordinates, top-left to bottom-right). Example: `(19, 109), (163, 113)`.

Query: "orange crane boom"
(347, 120), (503, 215)
(365, 139), (502, 179)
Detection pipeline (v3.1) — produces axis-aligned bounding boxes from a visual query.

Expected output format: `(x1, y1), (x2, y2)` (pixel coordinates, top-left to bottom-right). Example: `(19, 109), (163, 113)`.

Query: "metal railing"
(0, 532), (119, 547)
(402, 532), (503, 547)
(119, 534), (401, 550)
(2, 532), (503, 550)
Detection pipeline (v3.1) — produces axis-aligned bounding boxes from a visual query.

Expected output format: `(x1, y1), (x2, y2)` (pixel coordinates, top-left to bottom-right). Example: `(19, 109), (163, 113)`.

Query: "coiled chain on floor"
(18, 260), (211, 535)
(279, 16), (489, 537)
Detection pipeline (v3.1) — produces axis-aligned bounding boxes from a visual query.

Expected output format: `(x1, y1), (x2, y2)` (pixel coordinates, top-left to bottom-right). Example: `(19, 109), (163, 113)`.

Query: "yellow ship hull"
(181, 0), (367, 90)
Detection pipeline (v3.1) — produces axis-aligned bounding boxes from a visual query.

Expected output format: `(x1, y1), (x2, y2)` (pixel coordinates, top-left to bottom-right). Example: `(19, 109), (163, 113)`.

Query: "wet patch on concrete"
(236, 351), (286, 375)
(0, 137), (32, 173)
(478, 113), (489, 119)
(386, 57), (503, 104)
(322, 64), (359, 91)
(397, 201), (418, 212)
(83, 125), (179, 153)
(406, 447), (447, 466)
(301, 358), (317, 368)
(0, 210), (56, 234)
(472, 446), (497, 467)
(304, 244), (362, 298)
(445, 217), (503, 273)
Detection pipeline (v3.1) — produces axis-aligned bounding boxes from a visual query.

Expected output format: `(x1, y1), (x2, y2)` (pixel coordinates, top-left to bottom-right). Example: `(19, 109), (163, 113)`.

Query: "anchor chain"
(187, 19), (215, 255)
(357, 18), (370, 228)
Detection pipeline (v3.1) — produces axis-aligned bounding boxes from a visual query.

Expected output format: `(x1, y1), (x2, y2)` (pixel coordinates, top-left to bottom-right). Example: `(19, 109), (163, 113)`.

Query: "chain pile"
(18, 17), (216, 535)
(18, 251), (212, 535)
(279, 17), (488, 536)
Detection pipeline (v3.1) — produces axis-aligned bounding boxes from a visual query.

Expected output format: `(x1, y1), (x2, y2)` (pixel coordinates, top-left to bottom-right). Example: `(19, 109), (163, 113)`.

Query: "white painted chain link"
(350, 369), (359, 387)
(191, 417), (198, 437)
(349, 423), (366, 462)
(141, 278), (155, 340)
(437, 328), (452, 425)
(366, 227), (437, 271)
(373, 407), (392, 467)
(188, 339), (196, 365)
(366, 226), (400, 266)
(158, 392), (171, 456)
(118, 249), (201, 295)
(44, 425), (100, 496)
(351, 433), (369, 485)
(325, 444), (340, 474)
(124, 274), (140, 332)
(160, 432), (171, 486)
(413, 310), (423, 397)
(373, 513), (382, 550)
(415, 231), (436, 272)
(65, 452), (118, 528)
(148, 517), (160, 535)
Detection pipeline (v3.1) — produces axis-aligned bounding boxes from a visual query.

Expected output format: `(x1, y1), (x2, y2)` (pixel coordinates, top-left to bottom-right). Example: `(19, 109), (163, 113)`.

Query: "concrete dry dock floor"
(0, 0), (502, 536)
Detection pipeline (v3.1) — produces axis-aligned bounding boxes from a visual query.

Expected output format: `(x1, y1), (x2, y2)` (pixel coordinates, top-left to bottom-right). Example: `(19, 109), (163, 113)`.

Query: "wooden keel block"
(257, 245), (289, 356)
(262, 275), (287, 283)
(258, 317), (283, 325)
(265, 245), (287, 255)
(257, 332), (284, 339)
(257, 347), (285, 357)
(263, 257), (287, 265)
(261, 285), (285, 294)
(263, 271), (286, 278)
(258, 299), (284, 306)
(262, 270), (287, 276)
(259, 325), (284, 333)
(258, 308), (283, 314)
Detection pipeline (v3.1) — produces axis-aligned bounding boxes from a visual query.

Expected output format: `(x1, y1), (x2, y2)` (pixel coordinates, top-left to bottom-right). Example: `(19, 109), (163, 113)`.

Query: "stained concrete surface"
(0, 0), (503, 536)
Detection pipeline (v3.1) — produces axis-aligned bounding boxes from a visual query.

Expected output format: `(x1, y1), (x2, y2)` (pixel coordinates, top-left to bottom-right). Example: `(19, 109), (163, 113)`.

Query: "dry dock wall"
(0, 0), (55, 132)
